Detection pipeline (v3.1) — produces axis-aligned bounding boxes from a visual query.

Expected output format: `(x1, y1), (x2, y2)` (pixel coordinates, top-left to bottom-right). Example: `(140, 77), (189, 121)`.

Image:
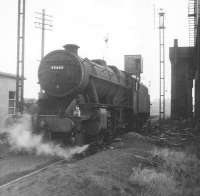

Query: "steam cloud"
(0, 114), (88, 159)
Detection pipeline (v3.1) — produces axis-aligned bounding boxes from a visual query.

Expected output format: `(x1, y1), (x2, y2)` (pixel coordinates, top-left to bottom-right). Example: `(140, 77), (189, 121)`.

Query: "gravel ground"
(0, 132), (153, 196)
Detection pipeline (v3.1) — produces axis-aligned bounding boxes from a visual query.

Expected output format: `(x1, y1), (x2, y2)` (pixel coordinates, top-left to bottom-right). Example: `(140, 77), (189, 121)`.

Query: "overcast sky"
(0, 0), (189, 99)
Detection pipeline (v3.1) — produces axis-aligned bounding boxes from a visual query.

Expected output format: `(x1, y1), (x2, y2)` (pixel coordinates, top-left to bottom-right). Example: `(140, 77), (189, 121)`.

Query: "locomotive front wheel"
(41, 129), (52, 141)
(72, 131), (85, 146)
(96, 132), (104, 145)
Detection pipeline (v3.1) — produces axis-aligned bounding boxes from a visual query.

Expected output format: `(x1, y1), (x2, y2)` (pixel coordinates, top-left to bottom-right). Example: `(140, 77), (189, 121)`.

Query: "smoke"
(0, 114), (88, 159)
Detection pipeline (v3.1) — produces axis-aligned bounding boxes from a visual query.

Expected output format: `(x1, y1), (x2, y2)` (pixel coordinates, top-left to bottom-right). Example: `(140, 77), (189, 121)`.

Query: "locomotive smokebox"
(38, 44), (89, 97)
(63, 44), (79, 56)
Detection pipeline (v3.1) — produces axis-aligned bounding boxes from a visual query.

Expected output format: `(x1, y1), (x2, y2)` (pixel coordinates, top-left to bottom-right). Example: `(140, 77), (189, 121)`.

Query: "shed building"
(0, 72), (17, 124)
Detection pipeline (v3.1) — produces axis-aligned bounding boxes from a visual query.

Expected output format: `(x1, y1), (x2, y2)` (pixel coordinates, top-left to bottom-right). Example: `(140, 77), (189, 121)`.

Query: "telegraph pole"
(35, 9), (53, 60)
(16, 0), (26, 114)
(159, 10), (166, 120)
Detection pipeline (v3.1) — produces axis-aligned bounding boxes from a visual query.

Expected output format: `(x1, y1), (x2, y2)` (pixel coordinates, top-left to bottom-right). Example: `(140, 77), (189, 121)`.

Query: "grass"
(129, 166), (178, 196)
(129, 147), (200, 196)
(151, 148), (200, 178)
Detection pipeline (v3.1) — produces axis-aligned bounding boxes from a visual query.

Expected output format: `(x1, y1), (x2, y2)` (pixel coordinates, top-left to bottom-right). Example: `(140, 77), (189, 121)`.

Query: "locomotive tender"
(37, 44), (150, 144)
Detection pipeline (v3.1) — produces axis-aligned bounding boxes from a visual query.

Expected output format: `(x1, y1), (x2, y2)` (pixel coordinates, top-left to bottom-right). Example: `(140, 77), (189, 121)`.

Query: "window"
(8, 91), (16, 115)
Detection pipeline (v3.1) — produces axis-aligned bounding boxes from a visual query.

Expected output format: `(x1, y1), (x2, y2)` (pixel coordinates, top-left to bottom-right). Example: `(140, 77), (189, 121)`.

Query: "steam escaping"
(0, 114), (88, 159)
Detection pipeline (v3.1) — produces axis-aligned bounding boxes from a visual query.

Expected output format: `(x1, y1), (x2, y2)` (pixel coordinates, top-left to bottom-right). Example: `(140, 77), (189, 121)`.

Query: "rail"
(0, 159), (64, 189)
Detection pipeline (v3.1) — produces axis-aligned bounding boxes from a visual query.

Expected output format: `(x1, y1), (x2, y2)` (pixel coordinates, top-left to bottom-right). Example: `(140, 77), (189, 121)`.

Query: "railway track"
(0, 159), (65, 190)
(0, 144), (95, 190)
(0, 135), (116, 191)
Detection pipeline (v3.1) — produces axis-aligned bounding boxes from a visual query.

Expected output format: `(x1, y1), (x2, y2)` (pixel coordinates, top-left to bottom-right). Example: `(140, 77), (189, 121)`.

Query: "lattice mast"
(188, 0), (197, 46)
(16, 0), (26, 114)
(159, 11), (166, 120)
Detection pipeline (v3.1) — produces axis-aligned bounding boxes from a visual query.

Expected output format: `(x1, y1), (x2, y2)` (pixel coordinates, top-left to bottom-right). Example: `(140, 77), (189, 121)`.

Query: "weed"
(150, 148), (200, 195)
(129, 166), (179, 196)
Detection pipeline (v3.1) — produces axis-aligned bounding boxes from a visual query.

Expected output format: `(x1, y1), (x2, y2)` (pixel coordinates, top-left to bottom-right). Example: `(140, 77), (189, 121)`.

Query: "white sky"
(0, 0), (189, 99)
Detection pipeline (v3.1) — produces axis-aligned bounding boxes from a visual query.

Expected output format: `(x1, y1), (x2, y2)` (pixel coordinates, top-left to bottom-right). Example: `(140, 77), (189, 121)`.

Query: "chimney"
(174, 39), (178, 47)
(63, 44), (79, 55)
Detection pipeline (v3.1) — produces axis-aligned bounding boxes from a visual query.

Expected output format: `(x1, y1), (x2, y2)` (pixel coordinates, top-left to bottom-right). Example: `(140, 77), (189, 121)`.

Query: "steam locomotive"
(35, 44), (150, 145)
